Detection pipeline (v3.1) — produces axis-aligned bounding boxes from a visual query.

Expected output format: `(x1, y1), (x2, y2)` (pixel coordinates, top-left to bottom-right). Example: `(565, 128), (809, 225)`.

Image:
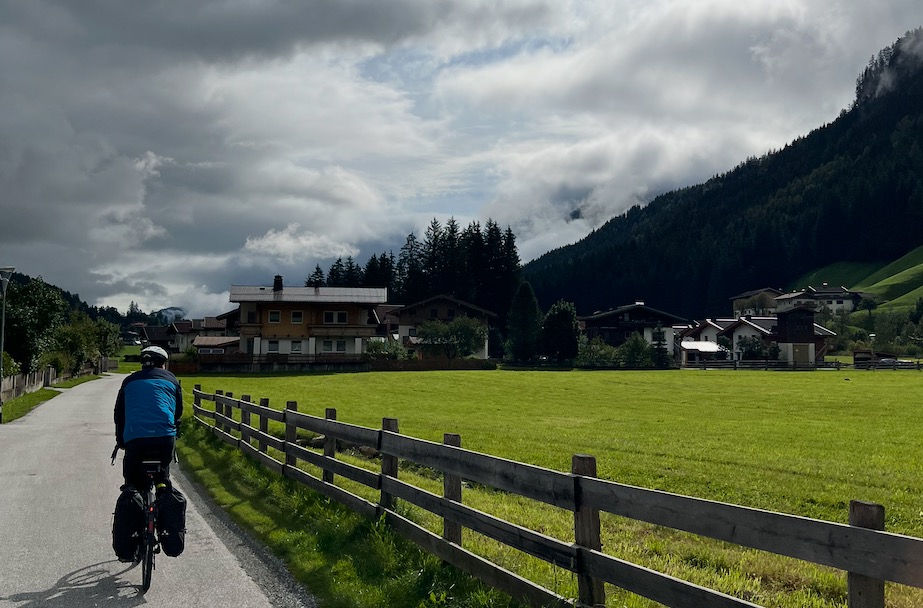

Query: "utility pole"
(0, 266), (14, 424)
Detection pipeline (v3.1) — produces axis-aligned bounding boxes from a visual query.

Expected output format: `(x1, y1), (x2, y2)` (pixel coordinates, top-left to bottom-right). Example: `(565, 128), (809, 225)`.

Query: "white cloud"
(244, 224), (359, 264)
(0, 0), (920, 313)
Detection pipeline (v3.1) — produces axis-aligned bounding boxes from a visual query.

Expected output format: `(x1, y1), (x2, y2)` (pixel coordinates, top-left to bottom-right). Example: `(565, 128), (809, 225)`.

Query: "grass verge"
(176, 419), (525, 608)
(177, 370), (923, 608)
(1, 388), (62, 423)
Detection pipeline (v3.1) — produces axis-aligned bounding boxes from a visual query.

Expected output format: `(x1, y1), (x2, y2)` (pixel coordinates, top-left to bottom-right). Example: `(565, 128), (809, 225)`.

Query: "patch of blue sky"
(358, 34), (573, 110)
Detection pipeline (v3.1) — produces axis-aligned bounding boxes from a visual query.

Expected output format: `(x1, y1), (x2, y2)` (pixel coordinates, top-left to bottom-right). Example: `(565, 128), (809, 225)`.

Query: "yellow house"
(230, 275), (387, 361)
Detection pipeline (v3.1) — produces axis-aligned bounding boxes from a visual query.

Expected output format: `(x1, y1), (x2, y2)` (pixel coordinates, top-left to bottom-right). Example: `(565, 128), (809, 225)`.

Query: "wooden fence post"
(285, 401), (298, 468)
(241, 394), (251, 446)
(848, 500), (885, 608)
(323, 408), (337, 484)
(259, 398), (270, 453)
(215, 390), (224, 433)
(225, 392), (234, 434)
(573, 454), (606, 608)
(443, 433), (462, 545)
(380, 418), (399, 510)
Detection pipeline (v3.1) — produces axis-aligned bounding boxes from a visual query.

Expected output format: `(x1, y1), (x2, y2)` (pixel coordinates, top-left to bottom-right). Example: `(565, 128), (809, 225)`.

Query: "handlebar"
(111, 445), (120, 466)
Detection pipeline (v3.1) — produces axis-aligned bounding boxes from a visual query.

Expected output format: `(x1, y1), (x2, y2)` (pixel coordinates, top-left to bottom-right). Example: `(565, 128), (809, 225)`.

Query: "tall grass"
(178, 370), (923, 607)
(177, 420), (523, 608)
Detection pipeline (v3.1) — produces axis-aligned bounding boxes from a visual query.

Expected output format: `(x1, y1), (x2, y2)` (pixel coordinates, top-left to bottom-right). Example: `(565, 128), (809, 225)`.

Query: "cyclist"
(114, 345), (183, 492)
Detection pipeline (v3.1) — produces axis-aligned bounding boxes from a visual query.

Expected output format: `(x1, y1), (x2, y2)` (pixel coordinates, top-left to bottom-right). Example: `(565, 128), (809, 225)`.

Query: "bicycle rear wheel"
(141, 537), (154, 592)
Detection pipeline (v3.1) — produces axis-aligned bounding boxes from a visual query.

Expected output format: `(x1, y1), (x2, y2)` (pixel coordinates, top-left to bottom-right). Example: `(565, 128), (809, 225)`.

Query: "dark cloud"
(0, 0), (919, 316)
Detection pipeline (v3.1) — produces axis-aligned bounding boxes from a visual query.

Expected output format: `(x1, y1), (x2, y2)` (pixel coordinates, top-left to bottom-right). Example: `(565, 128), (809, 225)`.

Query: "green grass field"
(178, 369), (923, 608)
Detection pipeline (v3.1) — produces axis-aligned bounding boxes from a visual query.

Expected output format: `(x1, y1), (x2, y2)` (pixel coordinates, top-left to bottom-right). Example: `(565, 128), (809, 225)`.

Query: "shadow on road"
(0, 561), (146, 607)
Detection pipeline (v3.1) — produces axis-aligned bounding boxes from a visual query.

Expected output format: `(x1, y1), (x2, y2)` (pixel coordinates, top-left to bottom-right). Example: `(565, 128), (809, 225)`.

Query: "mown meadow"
(176, 369), (923, 608)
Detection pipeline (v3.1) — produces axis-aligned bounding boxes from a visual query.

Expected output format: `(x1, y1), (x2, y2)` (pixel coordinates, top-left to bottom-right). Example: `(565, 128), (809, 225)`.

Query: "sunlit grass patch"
(180, 370), (923, 607)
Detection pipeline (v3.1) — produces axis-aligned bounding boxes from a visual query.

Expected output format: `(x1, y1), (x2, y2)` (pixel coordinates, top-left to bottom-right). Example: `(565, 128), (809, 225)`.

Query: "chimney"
(273, 275), (283, 292)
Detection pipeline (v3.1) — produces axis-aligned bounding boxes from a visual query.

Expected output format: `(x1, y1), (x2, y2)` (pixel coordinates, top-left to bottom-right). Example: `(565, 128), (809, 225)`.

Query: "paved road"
(0, 374), (315, 608)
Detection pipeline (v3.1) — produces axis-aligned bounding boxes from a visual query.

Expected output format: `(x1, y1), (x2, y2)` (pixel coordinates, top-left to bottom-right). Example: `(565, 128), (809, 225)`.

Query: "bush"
(1, 351), (20, 377)
(366, 339), (407, 360)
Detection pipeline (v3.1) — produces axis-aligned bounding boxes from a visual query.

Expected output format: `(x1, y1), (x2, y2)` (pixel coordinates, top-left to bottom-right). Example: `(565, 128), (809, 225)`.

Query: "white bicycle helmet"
(140, 345), (169, 366)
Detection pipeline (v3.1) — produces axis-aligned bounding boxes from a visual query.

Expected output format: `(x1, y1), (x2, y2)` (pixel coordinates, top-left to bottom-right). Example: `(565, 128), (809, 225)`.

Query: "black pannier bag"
(112, 487), (145, 562)
(157, 487), (187, 557)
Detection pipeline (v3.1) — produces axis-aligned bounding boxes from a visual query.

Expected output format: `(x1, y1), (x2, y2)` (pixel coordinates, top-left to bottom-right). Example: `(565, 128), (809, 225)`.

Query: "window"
(409, 327), (417, 337)
(322, 340), (333, 352)
(247, 311), (256, 324)
(268, 310), (281, 323)
(336, 340), (346, 352)
(430, 308), (439, 319)
(291, 341), (302, 353)
(837, 300), (844, 305)
(324, 311), (348, 324)
(291, 311), (303, 324)
(267, 340), (279, 353)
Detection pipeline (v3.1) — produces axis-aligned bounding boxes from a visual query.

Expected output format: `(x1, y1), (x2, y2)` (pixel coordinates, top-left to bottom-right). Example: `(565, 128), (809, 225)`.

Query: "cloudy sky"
(1, 1), (920, 318)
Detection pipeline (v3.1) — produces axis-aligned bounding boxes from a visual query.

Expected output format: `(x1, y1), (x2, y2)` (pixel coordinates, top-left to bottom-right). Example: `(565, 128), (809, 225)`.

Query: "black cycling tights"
(122, 436), (175, 491)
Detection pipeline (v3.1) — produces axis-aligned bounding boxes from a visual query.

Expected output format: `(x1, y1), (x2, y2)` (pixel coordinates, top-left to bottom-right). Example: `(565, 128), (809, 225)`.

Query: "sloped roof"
(142, 325), (171, 342)
(685, 318), (736, 338)
(718, 317), (776, 336)
(396, 294), (497, 318)
(729, 287), (783, 300)
(579, 302), (687, 323)
(203, 316), (225, 330)
(192, 335), (240, 348)
(680, 341), (727, 353)
(230, 285), (387, 304)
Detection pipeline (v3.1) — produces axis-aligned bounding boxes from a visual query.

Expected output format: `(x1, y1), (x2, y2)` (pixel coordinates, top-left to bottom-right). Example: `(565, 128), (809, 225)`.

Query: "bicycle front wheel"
(141, 537), (154, 592)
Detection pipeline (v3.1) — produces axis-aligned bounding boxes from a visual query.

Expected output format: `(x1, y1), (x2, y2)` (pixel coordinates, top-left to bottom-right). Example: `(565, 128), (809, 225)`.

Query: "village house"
(168, 317), (229, 353)
(579, 301), (687, 355)
(774, 284), (867, 314)
(680, 308), (836, 364)
(229, 275), (387, 361)
(729, 288), (783, 317)
(393, 294), (496, 359)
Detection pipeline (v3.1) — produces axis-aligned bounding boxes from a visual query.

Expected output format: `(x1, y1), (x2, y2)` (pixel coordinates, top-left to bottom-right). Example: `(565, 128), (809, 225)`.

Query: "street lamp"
(0, 266), (14, 424)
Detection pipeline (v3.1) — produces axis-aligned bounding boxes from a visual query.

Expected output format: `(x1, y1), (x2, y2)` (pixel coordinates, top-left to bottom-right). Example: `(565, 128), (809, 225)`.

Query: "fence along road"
(196, 387), (923, 608)
(0, 373), (314, 608)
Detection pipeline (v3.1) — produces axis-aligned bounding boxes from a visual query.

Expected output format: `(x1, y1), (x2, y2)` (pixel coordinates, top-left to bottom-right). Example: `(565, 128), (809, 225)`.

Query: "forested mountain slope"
(523, 28), (923, 320)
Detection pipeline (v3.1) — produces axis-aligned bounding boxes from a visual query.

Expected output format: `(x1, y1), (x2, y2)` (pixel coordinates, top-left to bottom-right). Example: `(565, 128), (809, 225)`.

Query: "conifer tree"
(506, 281), (543, 362)
(305, 265), (325, 287)
(327, 258), (345, 287)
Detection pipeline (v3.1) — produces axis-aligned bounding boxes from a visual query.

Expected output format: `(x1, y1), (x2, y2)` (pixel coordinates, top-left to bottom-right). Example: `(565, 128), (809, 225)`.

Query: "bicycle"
(111, 446), (166, 593)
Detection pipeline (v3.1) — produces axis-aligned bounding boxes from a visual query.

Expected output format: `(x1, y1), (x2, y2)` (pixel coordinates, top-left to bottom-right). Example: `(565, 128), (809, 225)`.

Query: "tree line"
(1, 275), (123, 376)
(305, 218), (521, 323)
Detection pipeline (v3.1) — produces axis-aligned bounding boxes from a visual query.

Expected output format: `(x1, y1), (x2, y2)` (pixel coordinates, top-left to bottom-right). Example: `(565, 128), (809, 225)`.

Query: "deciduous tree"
(541, 300), (579, 363)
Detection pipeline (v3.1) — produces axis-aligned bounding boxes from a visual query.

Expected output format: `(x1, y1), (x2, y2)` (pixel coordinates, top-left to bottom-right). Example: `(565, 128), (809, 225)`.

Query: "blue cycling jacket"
(114, 366), (183, 444)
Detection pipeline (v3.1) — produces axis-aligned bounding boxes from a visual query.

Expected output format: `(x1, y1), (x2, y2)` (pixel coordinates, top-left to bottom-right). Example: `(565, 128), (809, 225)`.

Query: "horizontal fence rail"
(191, 386), (923, 608)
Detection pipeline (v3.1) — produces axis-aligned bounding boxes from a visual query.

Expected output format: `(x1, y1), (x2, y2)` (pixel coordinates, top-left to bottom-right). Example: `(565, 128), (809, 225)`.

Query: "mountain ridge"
(523, 27), (923, 320)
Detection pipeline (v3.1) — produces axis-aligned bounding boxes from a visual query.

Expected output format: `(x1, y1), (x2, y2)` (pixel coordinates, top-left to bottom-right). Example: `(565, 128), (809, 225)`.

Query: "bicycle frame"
(138, 459), (161, 592)
(111, 446), (162, 592)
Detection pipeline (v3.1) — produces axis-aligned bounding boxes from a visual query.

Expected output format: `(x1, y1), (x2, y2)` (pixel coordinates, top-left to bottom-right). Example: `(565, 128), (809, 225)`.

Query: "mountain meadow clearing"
(177, 369), (923, 608)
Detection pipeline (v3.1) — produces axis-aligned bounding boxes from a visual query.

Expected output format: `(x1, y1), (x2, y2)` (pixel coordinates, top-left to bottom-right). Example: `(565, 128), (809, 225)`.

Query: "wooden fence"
(191, 386), (923, 608)
(0, 367), (57, 403)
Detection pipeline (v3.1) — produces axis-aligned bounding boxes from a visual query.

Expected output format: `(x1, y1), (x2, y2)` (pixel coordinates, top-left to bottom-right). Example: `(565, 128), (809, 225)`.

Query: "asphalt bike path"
(0, 373), (315, 608)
